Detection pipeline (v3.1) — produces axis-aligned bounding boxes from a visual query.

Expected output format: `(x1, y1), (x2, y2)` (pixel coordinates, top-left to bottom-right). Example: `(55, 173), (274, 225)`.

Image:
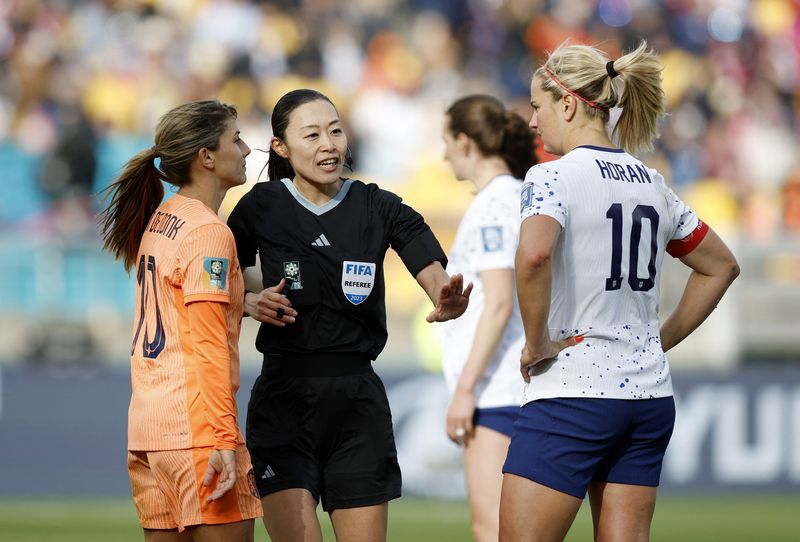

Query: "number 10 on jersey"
(605, 203), (659, 292)
(131, 254), (166, 358)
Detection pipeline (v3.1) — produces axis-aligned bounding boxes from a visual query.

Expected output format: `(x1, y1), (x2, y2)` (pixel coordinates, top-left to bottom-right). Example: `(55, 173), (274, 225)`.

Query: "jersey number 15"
(605, 203), (659, 292)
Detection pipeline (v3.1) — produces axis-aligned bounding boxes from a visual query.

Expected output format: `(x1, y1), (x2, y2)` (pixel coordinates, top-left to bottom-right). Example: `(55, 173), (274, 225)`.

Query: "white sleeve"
(657, 173), (699, 240)
(520, 164), (567, 228)
(472, 195), (518, 272)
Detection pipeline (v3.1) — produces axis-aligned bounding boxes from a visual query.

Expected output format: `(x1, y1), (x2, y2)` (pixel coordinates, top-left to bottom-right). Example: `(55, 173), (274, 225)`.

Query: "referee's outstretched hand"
(244, 279), (297, 327)
(426, 273), (473, 323)
(204, 448), (237, 502)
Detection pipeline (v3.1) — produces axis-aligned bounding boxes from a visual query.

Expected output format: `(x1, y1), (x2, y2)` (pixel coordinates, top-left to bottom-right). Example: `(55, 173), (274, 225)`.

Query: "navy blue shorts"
(473, 406), (519, 437)
(503, 397), (675, 499)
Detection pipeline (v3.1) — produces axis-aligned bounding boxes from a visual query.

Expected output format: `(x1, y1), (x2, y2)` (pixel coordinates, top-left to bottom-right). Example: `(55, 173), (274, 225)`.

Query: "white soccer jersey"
(442, 175), (526, 408)
(519, 146), (699, 402)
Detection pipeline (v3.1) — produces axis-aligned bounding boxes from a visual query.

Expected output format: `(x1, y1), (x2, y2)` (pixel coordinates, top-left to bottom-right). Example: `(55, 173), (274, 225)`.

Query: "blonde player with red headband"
(500, 42), (739, 541)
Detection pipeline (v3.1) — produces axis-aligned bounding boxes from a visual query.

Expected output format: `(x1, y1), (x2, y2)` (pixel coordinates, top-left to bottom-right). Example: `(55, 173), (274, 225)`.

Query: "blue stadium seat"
(93, 136), (152, 194)
(0, 143), (46, 222)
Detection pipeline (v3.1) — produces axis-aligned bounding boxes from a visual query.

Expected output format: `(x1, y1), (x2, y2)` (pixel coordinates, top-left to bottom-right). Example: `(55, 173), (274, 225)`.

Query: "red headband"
(543, 67), (608, 111)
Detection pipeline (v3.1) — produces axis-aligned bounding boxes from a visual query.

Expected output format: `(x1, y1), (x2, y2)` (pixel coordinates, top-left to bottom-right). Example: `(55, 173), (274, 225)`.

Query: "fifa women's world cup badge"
(481, 226), (504, 252)
(283, 261), (303, 290)
(203, 256), (229, 291)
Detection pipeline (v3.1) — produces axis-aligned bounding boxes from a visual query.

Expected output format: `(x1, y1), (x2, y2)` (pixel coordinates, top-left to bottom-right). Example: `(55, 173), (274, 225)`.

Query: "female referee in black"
(227, 89), (472, 542)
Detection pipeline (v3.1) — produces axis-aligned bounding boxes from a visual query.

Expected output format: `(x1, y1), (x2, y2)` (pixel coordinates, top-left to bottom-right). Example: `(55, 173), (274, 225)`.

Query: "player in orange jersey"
(100, 100), (279, 541)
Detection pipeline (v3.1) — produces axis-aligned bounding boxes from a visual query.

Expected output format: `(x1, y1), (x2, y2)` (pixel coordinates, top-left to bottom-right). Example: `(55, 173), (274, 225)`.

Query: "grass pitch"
(0, 495), (798, 541)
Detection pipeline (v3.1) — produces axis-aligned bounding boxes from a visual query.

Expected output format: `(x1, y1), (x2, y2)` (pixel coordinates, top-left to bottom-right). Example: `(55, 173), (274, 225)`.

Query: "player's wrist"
(525, 329), (551, 351)
(456, 381), (476, 394)
(213, 441), (238, 452)
(242, 290), (255, 318)
(524, 341), (547, 359)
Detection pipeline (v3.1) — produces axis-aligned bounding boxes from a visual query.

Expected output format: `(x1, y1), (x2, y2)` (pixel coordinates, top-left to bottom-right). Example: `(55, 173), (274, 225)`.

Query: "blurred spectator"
(37, 101), (97, 236)
(782, 170), (800, 235)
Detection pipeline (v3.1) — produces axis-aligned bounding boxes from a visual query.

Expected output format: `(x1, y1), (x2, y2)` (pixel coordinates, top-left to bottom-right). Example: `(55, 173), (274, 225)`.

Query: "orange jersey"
(128, 194), (245, 451)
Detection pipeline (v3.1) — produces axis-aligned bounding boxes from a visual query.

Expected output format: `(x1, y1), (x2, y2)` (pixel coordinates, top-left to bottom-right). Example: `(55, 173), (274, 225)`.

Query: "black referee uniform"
(227, 178), (447, 511)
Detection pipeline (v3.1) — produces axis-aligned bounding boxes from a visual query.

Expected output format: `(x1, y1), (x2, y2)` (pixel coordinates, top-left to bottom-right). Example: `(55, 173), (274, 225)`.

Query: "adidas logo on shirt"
(311, 234), (331, 247)
(261, 465), (276, 479)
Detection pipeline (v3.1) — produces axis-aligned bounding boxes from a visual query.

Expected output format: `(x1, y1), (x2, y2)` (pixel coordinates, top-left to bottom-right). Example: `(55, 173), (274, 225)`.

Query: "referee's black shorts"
(246, 352), (402, 511)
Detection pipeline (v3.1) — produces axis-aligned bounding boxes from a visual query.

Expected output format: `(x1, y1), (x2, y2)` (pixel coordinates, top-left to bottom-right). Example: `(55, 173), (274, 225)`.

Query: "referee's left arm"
(375, 185), (472, 321)
(415, 261), (452, 303)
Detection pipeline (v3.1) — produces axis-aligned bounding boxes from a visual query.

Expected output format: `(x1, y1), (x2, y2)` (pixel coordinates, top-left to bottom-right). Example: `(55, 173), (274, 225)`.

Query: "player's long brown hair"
(445, 94), (537, 179)
(99, 100), (237, 271)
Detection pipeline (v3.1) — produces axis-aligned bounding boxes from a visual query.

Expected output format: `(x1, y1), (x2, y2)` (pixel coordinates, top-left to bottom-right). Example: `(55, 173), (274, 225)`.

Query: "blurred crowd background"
(1, 0), (799, 370)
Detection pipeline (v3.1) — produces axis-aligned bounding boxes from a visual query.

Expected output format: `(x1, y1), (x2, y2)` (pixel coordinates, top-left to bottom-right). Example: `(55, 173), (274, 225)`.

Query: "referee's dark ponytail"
(268, 147), (294, 183)
(268, 89), (337, 183)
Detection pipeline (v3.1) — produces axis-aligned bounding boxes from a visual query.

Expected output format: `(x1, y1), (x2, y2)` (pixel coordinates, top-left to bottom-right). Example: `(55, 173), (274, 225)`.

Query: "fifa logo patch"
(481, 226), (503, 252)
(342, 261), (375, 305)
(202, 257), (228, 291)
(283, 261), (303, 290)
(521, 184), (533, 213)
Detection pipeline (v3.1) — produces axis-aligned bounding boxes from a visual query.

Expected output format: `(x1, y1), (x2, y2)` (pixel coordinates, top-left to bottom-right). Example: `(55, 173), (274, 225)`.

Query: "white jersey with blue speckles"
(441, 175), (525, 408)
(519, 146), (699, 402)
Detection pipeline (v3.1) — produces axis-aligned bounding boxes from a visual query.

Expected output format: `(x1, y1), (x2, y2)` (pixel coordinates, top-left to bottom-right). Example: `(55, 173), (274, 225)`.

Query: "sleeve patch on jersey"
(521, 184), (534, 213)
(202, 257), (229, 291)
(481, 226), (504, 252)
(667, 220), (709, 258)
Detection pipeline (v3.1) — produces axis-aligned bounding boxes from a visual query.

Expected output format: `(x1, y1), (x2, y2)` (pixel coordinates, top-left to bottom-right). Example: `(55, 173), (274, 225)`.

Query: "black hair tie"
(606, 60), (619, 79)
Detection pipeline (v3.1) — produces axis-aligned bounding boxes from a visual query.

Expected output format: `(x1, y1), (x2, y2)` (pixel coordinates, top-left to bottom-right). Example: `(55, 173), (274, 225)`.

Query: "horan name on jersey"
(595, 159), (652, 184)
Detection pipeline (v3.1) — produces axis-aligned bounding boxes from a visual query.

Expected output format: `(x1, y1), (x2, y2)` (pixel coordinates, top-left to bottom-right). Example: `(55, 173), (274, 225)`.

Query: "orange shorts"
(128, 444), (262, 532)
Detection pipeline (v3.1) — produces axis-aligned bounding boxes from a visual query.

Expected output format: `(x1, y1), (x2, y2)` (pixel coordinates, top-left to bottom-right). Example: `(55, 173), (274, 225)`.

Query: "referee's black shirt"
(227, 178), (447, 360)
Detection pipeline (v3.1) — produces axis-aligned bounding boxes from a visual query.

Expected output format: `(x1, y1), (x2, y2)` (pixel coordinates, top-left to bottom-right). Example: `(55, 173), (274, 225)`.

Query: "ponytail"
(99, 147), (164, 271)
(267, 147), (295, 182)
(498, 110), (538, 179)
(536, 40), (665, 154)
(99, 99), (237, 271)
(609, 42), (665, 154)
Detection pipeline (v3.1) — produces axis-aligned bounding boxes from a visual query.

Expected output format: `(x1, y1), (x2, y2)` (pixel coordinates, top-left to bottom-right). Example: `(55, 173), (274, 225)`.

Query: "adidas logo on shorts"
(261, 465), (276, 479)
(311, 234), (331, 247)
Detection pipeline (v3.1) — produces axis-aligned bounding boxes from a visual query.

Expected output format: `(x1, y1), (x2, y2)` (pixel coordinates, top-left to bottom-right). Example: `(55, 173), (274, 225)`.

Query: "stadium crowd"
(1, 0), (799, 240)
(1, 0), (799, 369)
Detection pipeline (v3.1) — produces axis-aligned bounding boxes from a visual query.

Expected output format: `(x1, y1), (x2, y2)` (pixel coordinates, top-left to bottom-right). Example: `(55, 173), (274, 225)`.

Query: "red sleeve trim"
(667, 220), (709, 258)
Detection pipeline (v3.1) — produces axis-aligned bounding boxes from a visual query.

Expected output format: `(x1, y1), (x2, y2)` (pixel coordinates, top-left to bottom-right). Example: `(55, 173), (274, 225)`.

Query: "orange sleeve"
(186, 300), (238, 450)
(177, 223), (236, 304)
